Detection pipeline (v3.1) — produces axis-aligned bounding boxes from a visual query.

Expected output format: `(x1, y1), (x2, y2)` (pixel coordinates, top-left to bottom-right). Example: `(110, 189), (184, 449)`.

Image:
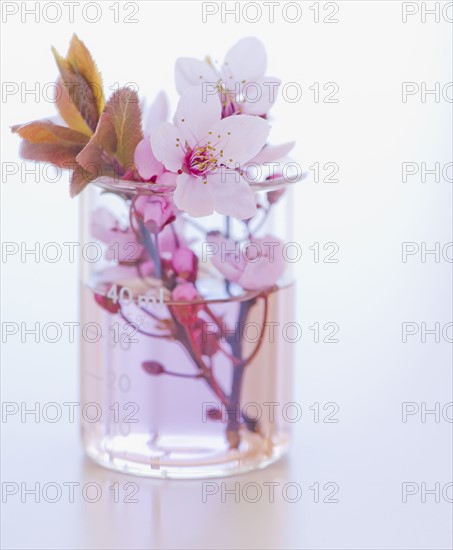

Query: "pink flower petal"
(208, 171), (257, 220)
(238, 237), (285, 290)
(207, 235), (243, 283)
(172, 282), (199, 301)
(172, 247), (198, 282)
(151, 122), (185, 172)
(158, 225), (180, 255)
(207, 234), (285, 290)
(174, 172), (215, 218)
(174, 86), (221, 148)
(210, 115), (270, 167)
(156, 171), (178, 188)
(135, 195), (175, 233)
(175, 58), (219, 95)
(134, 138), (164, 180)
(223, 37), (267, 84)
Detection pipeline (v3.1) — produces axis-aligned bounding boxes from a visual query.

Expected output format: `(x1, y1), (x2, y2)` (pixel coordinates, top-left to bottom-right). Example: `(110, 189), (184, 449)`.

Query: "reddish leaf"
(70, 164), (98, 198)
(54, 77), (92, 136)
(76, 112), (117, 173)
(52, 34), (105, 134)
(12, 121), (89, 146)
(105, 88), (143, 171)
(66, 34), (105, 113)
(12, 121), (89, 168)
(19, 140), (78, 169)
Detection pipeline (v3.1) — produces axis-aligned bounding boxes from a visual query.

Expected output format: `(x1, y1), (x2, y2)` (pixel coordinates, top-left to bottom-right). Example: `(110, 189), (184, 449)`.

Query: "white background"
(1, 1), (452, 549)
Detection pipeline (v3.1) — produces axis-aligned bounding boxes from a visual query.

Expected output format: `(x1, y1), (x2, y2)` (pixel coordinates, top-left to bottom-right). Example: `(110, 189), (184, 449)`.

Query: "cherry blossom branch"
(119, 310), (172, 340)
(168, 309), (229, 407)
(238, 292), (269, 368)
(225, 292), (269, 446)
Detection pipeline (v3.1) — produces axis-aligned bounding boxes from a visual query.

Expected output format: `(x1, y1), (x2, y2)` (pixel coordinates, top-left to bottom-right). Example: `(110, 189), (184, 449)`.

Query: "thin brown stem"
(119, 310), (172, 340)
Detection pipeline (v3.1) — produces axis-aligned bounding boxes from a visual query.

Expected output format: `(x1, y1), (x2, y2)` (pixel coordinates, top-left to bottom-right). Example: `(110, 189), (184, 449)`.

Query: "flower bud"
(142, 361), (165, 375)
(172, 247), (198, 283)
(135, 194), (176, 234)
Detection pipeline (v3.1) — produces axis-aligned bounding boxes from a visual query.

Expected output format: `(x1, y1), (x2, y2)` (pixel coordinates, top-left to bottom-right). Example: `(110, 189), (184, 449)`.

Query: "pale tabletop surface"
(2, 351), (451, 550)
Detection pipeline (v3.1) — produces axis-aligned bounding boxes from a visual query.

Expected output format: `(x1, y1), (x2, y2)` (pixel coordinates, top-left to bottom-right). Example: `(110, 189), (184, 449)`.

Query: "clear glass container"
(79, 177), (296, 478)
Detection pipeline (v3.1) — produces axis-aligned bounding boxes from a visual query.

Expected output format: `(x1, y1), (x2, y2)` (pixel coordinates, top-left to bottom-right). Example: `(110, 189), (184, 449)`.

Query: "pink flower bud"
(135, 194), (175, 234)
(200, 323), (220, 357)
(142, 361), (165, 375)
(170, 283), (200, 324)
(172, 282), (199, 302)
(94, 291), (120, 314)
(172, 247), (198, 283)
(205, 407), (223, 421)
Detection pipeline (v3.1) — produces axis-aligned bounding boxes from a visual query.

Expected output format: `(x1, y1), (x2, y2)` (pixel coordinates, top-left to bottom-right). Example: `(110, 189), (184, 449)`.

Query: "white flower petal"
(223, 37), (267, 84)
(209, 171), (257, 220)
(174, 86), (222, 148)
(248, 141), (296, 164)
(175, 58), (219, 95)
(91, 208), (118, 243)
(143, 91), (168, 136)
(240, 77), (281, 115)
(151, 122), (185, 172)
(210, 115), (270, 167)
(174, 173), (215, 218)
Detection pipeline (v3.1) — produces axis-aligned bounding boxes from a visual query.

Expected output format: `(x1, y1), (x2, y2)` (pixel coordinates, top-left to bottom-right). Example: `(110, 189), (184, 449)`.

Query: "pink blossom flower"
(172, 282), (199, 302)
(172, 247), (198, 282)
(134, 194), (176, 233)
(134, 92), (177, 186)
(158, 223), (184, 256)
(151, 87), (269, 219)
(245, 141), (297, 204)
(207, 234), (285, 290)
(141, 91), (169, 138)
(175, 37), (281, 118)
(244, 140), (295, 185)
(170, 282), (200, 324)
(91, 207), (143, 262)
